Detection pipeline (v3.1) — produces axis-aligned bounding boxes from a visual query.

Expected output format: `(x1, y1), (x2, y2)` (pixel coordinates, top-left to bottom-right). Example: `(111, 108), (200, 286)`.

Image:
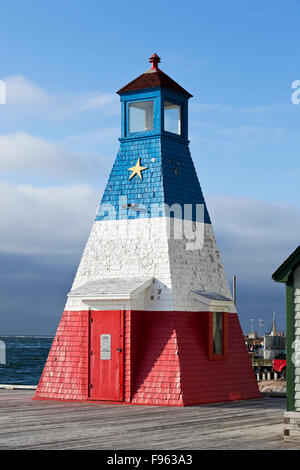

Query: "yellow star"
(128, 158), (148, 181)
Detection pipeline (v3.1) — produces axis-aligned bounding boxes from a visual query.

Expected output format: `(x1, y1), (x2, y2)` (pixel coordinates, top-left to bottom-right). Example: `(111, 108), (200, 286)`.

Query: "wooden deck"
(0, 390), (298, 450)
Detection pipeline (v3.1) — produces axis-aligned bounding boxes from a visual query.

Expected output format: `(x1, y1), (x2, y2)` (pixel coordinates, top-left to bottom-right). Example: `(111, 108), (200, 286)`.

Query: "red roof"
(117, 54), (192, 98)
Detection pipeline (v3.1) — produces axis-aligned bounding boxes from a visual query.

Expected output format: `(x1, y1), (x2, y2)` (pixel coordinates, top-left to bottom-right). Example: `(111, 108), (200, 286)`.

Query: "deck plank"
(0, 390), (297, 450)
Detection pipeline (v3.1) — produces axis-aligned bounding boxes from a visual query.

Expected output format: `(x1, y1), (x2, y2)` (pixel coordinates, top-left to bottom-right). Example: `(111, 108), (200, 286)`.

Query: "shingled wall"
(35, 310), (260, 405)
(35, 311), (89, 401)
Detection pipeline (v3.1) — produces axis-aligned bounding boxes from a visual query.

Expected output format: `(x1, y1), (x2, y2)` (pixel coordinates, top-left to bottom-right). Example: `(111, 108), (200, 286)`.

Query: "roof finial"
(149, 53), (161, 71)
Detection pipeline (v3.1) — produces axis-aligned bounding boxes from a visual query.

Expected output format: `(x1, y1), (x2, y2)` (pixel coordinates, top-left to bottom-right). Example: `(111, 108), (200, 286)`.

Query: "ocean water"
(0, 336), (53, 385)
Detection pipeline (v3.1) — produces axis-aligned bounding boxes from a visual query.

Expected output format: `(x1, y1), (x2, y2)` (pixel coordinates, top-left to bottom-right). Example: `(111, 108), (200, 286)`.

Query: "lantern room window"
(164, 101), (181, 135)
(129, 100), (154, 133)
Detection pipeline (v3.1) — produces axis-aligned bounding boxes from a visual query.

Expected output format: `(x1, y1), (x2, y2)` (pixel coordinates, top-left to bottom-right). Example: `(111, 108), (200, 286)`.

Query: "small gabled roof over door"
(68, 277), (154, 300)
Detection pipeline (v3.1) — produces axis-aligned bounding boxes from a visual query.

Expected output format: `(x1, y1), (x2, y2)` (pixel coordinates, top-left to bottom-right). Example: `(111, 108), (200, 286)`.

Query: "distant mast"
(233, 274), (237, 305)
(272, 310), (277, 336)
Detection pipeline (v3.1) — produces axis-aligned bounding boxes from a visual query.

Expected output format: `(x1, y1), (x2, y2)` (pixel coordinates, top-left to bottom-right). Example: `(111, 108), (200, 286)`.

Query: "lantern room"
(118, 54), (189, 141)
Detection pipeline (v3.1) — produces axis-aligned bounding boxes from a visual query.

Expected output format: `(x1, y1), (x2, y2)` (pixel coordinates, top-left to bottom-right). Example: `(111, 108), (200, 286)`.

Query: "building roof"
(191, 291), (234, 311)
(117, 53), (192, 98)
(272, 245), (300, 283)
(68, 277), (153, 299)
(192, 291), (232, 302)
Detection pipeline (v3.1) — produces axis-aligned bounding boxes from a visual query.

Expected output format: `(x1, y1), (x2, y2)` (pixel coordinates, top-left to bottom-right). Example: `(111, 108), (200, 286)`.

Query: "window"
(129, 100), (153, 133)
(209, 312), (227, 360)
(213, 312), (223, 355)
(164, 101), (181, 135)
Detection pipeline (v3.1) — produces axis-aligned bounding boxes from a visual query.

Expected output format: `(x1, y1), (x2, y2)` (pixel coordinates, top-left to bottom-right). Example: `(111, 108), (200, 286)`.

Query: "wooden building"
(273, 245), (300, 440)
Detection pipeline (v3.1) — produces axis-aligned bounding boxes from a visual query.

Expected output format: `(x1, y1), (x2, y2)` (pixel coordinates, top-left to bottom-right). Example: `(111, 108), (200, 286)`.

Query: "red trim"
(88, 309), (92, 398)
(208, 311), (228, 361)
(119, 309), (125, 402)
(124, 309), (131, 403)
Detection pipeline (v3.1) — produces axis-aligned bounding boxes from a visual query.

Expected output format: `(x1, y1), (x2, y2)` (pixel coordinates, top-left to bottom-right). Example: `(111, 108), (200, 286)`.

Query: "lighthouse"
(35, 54), (260, 405)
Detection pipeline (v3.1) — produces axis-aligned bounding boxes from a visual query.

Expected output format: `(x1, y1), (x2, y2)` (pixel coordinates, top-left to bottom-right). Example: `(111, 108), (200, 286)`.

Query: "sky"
(0, 0), (299, 335)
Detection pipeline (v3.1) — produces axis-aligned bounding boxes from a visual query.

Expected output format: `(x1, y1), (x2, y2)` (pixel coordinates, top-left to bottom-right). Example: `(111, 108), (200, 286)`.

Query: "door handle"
(116, 348), (122, 352)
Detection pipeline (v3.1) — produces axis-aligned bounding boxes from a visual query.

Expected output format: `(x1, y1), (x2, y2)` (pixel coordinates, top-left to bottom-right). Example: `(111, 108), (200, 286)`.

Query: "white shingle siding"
(294, 265), (300, 411)
(65, 217), (234, 313)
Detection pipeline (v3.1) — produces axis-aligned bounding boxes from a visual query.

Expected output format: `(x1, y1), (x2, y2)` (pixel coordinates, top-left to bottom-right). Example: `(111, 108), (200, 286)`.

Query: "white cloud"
(0, 185), (293, 334)
(62, 127), (119, 147)
(190, 102), (293, 115)
(0, 132), (74, 172)
(0, 182), (99, 254)
(207, 195), (300, 283)
(3, 75), (119, 118)
(217, 125), (290, 139)
(190, 103), (231, 113)
(79, 93), (118, 111)
(5, 75), (51, 105)
(0, 182), (298, 284)
(0, 131), (111, 179)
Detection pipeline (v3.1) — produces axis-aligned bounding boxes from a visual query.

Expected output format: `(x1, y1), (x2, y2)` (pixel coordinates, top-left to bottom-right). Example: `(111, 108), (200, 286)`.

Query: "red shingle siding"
(35, 309), (260, 406)
(128, 311), (260, 406)
(130, 311), (183, 406)
(174, 312), (261, 405)
(35, 310), (89, 401)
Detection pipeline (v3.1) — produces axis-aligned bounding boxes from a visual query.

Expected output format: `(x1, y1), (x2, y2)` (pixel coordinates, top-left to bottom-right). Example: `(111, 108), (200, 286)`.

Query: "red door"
(89, 310), (124, 401)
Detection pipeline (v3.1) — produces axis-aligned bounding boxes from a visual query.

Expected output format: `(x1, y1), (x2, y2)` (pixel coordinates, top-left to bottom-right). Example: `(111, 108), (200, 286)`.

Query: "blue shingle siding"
(95, 86), (211, 224)
(161, 138), (210, 223)
(95, 135), (211, 223)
